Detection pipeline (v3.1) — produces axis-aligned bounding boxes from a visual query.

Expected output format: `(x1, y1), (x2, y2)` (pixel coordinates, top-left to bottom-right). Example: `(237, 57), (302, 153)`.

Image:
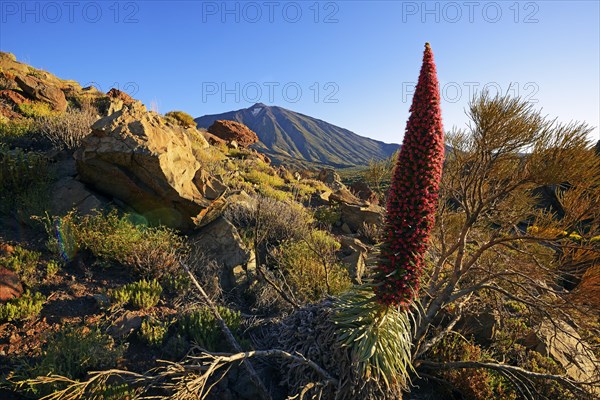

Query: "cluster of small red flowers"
(374, 43), (445, 308)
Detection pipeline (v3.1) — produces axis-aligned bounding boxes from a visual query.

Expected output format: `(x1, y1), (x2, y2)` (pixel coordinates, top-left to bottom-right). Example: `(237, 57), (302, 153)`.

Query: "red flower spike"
(374, 43), (445, 308)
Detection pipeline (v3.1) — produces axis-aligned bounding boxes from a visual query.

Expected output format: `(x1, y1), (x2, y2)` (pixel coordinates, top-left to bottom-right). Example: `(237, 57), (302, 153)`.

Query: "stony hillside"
(195, 103), (399, 168)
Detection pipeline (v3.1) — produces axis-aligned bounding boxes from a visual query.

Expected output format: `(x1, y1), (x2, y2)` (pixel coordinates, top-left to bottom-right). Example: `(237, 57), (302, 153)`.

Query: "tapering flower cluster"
(374, 43), (445, 308)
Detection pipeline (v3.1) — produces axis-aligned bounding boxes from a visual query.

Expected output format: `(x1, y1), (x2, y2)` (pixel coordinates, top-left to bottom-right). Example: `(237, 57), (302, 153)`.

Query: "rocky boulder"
(199, 129), (227, 146)
(190, 216), (251, 291)
(0, 90), (29, 109)
(50, 177), (105, 216)
(95, 88), (138, 116)
(339, 236), (369, 284)
(339, 202), (385, 233)
(15, 75), (67, 112)
(74, 103), (226, 230)
(0, 103), (21, 120)
(317, 168), (345, 191)
(208, 120), (259, 148)
(0, 267), (23, 302)
(0, 52), (29, 75)
(350, 180), (379, 205)
(107, 88), (135, 105)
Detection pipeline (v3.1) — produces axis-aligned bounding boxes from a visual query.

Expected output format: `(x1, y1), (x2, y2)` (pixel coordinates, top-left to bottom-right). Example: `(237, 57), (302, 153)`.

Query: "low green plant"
(194, 145), (227, 176)
(0, 118), (36, 144)
(179, 306), (242, 351)
(139, 317), (170, 347)
(258, 185), (293, 202)
(163, 273), (191, 296)
(227, 147), (251, 159)
(18, 101), (55, 118)
(0, 147), (52, 221)
(33, 326), (124, 380)
(163, 333), (189, 359)
(164, 110), (196, 127)
(277, 229), (350, 303)
(0, 291), (45, 322)
(0, 245), (42, 287)
(0, 147), (48, 195)
(243, 169), (286, 188)
(109, 279), (162, 309)
(43, 210), (184, 278)
(45, 260), (60, 279)
(314, 204), (341, 227)
(290, 182), (317, 201)
(358, 222), (383, 244)
(27, 67), (46, 79)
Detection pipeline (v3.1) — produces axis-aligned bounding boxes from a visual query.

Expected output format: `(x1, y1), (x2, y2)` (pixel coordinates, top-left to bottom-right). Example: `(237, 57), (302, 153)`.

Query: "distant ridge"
(195, 103), (399, 168)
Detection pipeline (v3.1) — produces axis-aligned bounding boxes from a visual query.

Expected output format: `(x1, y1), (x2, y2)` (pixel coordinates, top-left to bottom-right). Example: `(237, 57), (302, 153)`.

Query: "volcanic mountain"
(195, 103), (399, 168)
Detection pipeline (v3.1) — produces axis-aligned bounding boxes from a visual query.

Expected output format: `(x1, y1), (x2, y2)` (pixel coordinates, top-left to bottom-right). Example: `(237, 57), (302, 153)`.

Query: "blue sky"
(1, 1), (598, 144)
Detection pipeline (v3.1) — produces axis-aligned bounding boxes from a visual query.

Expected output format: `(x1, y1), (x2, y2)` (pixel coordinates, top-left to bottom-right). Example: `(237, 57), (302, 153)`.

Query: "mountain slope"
(195, 103), (399, 168)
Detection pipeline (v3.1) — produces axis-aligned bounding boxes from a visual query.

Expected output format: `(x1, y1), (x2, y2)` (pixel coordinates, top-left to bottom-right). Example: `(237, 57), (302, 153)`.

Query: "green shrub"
(109, 279), (162, 309)
(227, 147), (251, 159)
(18, 101), (55, 118)
(276, 230), (350, 302)
(44, 210), (184, 278)
(290, 182), (317, 201)
(0, 246), (42, 287)
(195, 145), (227, 176)
(163, 273), (191, 296)
(179, 306), (242, 351)
(258, 185), (293, 202)
(314, 204), (341, 226)
(243, 169), (286, 188)
(139, 317), (170, 347)
(430, 335), (497, 399)
(33, 326), (124, 380)
(165, 111), (196, 127)
(0, 119), (36, 143)
(0, 147), (52, 221)
(0, 291), (45, 322)
(45, 260), (60, 279)
(0, 147), (48, 195)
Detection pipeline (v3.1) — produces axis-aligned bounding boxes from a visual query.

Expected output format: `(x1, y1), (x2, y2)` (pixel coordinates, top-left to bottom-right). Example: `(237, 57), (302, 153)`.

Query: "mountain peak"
(195, 105), (399, 168)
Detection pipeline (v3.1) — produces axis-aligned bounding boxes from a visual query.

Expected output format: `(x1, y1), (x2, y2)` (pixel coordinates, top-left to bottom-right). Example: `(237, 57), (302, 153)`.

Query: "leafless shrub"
(225, 194), (312, 251)
(38, 104), (98, 150)
(185, 250), (223, 302)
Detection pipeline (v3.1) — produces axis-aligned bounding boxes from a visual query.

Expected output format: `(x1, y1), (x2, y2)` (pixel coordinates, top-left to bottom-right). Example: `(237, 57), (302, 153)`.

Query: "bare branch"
(417, 360), (598, 399)
(179, 260), (273, 400)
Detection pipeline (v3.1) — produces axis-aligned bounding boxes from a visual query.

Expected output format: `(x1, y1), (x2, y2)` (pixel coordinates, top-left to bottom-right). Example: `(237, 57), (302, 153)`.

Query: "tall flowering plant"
(374, 43), (445, 308)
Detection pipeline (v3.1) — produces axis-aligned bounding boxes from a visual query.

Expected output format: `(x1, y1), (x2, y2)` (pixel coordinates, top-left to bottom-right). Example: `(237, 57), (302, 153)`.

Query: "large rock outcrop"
(15, 75), (67, 112)
(74, 103), (227, 230)
(208, 120), (259, 148)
